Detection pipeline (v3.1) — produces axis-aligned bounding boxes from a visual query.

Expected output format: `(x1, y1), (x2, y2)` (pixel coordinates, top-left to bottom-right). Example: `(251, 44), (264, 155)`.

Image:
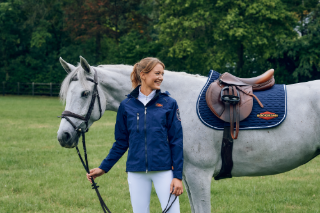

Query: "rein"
(59, 68), (177, 213)
(58, 69), (111, 213)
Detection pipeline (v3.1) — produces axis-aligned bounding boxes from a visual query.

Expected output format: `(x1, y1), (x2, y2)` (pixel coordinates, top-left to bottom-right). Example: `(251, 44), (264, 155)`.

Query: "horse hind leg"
(183, 161), (214, 213)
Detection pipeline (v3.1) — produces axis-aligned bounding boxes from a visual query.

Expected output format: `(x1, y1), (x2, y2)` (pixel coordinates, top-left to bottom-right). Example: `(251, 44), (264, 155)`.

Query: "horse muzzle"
(57, 130), (79, 148)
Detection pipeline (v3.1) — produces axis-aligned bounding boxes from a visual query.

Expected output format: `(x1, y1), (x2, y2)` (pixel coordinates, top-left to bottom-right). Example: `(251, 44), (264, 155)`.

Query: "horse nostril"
(63, 132), (71, 142)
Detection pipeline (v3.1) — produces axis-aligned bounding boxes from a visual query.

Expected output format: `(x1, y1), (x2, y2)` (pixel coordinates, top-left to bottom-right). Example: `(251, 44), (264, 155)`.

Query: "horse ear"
(59, 57), (76, 73)
(80, 56), (91, 74)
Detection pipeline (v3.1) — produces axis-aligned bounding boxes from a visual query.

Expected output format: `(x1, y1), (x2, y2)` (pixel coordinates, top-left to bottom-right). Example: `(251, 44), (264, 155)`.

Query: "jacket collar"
(129, 85), (161, 99)
(138, 86), (156, 100)
(128, 85), (170, 100)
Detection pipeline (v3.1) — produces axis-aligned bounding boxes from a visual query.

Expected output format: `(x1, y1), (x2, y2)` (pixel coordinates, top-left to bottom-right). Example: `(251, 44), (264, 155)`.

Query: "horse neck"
(96, 66), (132, 112)
(160, 71), (207, 102)
(95, 66), (207, 112)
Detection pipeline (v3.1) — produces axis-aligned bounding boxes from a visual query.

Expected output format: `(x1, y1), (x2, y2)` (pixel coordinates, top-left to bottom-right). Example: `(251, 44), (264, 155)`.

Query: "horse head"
(57, 56), (107, 148)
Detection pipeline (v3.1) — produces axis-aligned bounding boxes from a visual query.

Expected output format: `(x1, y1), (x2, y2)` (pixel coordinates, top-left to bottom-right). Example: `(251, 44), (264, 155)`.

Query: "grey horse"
(57, 56), (320, 213)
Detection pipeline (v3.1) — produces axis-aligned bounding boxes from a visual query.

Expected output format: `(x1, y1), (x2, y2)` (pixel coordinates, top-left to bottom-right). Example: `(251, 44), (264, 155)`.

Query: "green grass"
(0, 95), (320, 212)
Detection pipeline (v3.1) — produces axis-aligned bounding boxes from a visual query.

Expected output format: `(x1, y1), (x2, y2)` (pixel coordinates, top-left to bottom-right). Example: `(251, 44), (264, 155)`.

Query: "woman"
(87, 57), (183, 213)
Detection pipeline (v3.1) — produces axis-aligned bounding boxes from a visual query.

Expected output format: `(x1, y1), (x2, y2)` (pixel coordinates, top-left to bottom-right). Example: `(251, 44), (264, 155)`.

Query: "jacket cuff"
(173, 171), (182, 180)
(99, 161), (111, 173)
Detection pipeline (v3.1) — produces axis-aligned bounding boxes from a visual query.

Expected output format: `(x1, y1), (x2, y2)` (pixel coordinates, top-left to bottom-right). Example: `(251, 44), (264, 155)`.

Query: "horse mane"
(59, 65), (92, 103)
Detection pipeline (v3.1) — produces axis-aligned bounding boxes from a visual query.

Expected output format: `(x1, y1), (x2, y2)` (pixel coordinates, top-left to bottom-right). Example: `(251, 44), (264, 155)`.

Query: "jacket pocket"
(137, 113), (139, 132)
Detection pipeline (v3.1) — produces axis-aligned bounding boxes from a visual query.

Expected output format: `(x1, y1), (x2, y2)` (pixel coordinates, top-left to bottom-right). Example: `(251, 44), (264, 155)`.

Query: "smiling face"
(140, 63), (164, 91)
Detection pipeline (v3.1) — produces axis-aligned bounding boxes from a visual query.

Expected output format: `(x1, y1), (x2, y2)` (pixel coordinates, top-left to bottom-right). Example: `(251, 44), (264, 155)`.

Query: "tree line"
(1, 0), (319, 84)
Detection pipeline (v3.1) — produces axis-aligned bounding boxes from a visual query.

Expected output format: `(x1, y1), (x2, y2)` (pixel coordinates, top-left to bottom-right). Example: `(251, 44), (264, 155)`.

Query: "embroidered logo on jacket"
(156, 103), (163, 107)
(176, 109), (181, 121)
(257, 111), (278, 120)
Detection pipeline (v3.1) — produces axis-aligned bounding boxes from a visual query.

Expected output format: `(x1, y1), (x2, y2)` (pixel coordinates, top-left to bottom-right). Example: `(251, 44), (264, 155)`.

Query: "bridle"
(58, 68), (176, 213)
(60, 68), (102, 132)
(58, 68), (111, 213)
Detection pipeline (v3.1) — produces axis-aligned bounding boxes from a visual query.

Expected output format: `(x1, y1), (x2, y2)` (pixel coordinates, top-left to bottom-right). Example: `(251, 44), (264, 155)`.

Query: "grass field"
(0, 95), (320, 213)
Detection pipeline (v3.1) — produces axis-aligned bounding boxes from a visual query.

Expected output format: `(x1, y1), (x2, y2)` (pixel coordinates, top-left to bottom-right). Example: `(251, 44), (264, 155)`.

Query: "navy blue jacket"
(99, 86), (183, 180)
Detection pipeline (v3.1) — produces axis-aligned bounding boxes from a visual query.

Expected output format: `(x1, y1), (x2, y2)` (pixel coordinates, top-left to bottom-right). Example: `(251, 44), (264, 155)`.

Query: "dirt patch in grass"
(285, 205), (302, 210)
(29, 124), (53, 128)
(91, 122), (115, 127)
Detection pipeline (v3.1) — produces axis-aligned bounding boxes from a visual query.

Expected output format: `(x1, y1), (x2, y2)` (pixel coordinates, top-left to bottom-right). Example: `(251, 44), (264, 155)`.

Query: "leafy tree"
(0, 0), (69, 83)
(157, 0), (298, 77)
(0, 1), (26, 82)
(271, 1), (320, 83)
(282, 0), (319, 36)
(63, 0), (151, 63)
(156, 0), (216, 74)
(1, 0), (319, 87)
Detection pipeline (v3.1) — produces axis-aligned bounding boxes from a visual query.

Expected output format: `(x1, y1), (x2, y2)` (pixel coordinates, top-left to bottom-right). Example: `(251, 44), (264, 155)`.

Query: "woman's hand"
(170, 178), (183, 196)
(86, 168), (105, 184)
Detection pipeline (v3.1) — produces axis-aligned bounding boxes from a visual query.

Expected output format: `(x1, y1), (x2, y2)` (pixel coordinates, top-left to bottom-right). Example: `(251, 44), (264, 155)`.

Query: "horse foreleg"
(183, 161), (214, 213)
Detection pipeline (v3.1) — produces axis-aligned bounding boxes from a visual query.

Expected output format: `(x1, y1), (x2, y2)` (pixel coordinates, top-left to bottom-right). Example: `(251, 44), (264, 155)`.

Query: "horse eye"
(81, 91), (90, 97)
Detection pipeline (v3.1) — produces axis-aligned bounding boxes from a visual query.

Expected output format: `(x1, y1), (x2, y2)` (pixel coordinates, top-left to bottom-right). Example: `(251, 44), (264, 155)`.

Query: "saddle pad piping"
(196, 70), (223, 130)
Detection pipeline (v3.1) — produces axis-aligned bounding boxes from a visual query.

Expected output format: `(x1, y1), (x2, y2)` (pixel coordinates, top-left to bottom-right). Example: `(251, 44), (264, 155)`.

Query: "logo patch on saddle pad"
(176, 109), (181, 121)
(156, 103), (163, 107)
(257, 111), (279, 120)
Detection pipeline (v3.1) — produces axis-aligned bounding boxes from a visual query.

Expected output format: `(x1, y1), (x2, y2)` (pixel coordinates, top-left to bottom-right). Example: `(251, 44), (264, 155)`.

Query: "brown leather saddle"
(206, 69), (275, 139)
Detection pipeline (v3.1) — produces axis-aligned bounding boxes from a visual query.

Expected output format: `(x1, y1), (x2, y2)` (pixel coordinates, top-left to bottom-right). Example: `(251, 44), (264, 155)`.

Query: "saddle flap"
(206, 81), (253, 123)
(206, 81), (224, 117)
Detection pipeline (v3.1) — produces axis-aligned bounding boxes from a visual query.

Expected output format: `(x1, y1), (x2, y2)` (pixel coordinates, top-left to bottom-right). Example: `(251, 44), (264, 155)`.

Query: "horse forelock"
(59, 66), (92, 103)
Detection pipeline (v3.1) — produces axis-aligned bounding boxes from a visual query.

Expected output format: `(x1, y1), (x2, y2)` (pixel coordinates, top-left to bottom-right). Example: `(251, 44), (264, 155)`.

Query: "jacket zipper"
(144, 107), (148, 173)
(137, 113), (139, 132)
(135, 92), (161, 174)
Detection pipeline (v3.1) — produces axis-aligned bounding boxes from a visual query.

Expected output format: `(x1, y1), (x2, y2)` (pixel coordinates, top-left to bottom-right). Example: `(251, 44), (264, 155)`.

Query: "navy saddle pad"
(196, 70), (287, 130)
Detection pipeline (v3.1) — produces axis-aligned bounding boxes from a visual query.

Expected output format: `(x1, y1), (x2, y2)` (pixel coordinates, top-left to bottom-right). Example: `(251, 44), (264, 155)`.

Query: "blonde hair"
(130, 57), (165, 88)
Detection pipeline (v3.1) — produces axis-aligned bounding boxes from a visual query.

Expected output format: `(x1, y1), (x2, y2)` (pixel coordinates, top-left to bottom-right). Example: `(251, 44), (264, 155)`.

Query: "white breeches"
(128, 170), (180, 213)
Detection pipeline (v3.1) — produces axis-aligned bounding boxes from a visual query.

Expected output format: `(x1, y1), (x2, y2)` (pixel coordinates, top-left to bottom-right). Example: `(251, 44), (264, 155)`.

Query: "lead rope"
(76, 131), (111, 213)
(162, 193), (177, 213)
